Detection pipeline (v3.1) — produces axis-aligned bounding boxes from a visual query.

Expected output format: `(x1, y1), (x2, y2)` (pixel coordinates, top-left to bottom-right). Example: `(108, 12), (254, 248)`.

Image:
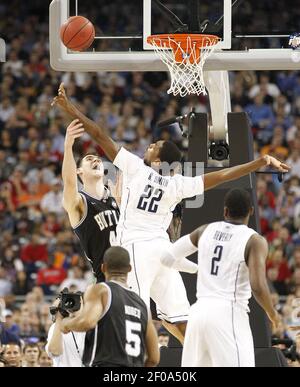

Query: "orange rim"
(147, 33), (220, 64)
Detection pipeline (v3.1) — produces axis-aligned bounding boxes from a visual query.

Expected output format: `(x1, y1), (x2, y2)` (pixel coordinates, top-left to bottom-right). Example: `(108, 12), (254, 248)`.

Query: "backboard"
(50, 0), (300, 72)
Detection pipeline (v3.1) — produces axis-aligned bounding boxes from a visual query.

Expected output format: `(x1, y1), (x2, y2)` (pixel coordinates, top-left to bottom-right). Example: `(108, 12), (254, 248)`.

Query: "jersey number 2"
(125, 321), (141, 357)
(211, 245), (223, 276)
(137, 185), (164, 213)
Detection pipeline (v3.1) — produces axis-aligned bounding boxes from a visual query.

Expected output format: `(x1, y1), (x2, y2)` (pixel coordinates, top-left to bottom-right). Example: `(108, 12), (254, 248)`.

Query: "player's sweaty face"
(82, 155), (104, 176)
(144, 141), (165, 166)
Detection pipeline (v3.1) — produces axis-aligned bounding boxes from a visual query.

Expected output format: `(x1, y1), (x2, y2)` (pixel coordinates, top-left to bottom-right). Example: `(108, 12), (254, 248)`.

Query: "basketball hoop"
(147, 34), (220, 97)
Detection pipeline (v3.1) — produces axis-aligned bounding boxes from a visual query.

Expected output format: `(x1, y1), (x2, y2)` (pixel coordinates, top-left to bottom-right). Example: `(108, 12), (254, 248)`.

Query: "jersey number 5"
(211, 245), (223, 276)
(137, 185), (164, 213)
(125, 321), (141, 357)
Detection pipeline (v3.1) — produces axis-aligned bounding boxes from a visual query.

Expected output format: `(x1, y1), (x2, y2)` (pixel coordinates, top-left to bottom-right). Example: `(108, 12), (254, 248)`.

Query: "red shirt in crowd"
(267, 260), (292, 282)
(37, 267), (67, 286)
(20, 243), (48, 263)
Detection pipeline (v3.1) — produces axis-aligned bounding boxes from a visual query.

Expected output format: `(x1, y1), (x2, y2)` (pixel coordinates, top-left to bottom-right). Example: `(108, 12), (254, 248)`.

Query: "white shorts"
(182, 298), (255, 367)
(124, 239), (190, 324)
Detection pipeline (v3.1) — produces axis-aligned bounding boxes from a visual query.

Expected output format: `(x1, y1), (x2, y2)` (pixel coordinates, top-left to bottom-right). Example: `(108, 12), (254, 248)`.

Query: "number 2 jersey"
(82, 281), (148, 367)
(113, 148), (204, 245)
(196, 221), (257, 311)
(73, 190), (120, 282)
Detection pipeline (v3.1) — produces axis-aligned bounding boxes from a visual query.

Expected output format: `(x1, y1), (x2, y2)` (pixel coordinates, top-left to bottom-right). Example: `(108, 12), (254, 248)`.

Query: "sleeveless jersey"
(73, 190), (119, 282)
(113, 148), (204, 245)
(82, 281), (148, 367)
(197, 221), (257, 310)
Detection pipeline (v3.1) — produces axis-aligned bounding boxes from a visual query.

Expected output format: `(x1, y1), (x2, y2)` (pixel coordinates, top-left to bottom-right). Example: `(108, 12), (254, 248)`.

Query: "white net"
(149, 35), (219, 98)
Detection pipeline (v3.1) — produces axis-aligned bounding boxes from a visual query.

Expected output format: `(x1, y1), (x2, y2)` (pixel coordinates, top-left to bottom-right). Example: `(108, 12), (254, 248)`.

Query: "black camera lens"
(214, 147), (227, 161)
(209, 141), (230, 161)
(64, 298), (75, 308)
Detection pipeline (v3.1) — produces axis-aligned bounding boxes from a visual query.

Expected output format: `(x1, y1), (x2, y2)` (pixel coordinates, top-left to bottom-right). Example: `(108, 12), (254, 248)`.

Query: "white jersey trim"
(99, 283), (112, 320)
(72, 193), (88, 230)
(88, 324), (98, 367)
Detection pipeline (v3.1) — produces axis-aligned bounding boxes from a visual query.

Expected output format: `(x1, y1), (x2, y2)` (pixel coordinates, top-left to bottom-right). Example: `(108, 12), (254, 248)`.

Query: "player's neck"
(83, 180), (105, 200)
(225, 218), (247, 226)
(108, 276), (128, 286)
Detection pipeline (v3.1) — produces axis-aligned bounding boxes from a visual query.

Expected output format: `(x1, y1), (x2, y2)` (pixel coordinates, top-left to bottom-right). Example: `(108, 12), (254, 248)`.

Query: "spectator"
(0, 268), (13, 297)
(2, 343), (22, 367)
(249, 73), (280, 100)
(267, 248), (292, 295)
(23, 342), (41, 367)
(40, 178), (64, 216)
(59, 267), (89, 293)
(20, 234), (49, 274)
(158, 330), (170, 348)
(245, 93), (275, 143)
(38, 349), (53, 367)
(12, 271), (33, 296)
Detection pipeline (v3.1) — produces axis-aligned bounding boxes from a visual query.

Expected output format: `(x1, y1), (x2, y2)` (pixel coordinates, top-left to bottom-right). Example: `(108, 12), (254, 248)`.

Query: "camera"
(209, 140), (230, 161)
(272, 338), (300, 362)
(50, 288), (83, 318)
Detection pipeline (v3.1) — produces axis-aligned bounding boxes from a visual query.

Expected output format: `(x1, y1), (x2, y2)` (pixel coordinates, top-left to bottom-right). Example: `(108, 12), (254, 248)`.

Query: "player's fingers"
(68, 119), (80, 127)
(73, 133), (84, 139)
(69, 128), (85, 137)
(69, 121), (83, 130)
(51, 97), (58, 107)
(280, 162), (290, 172)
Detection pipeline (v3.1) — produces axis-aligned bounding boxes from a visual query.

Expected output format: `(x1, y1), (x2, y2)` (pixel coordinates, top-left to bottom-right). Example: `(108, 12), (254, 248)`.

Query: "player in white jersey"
(52, 84), (288, 344)
(161, 189), (281, 367)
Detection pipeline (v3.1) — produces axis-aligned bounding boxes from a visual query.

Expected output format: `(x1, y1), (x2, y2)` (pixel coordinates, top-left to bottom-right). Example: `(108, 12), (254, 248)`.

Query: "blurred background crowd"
(0, 0), (300, 366)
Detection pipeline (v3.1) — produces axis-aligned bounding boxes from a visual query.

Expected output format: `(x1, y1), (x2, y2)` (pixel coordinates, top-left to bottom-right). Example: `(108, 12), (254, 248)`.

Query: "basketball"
(60, 16), (95, 51)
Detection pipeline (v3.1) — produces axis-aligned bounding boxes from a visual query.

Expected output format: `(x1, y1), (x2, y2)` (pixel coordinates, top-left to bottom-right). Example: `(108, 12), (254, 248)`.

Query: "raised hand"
(51, 82), (72, 112)
(64, 119), (85, 148)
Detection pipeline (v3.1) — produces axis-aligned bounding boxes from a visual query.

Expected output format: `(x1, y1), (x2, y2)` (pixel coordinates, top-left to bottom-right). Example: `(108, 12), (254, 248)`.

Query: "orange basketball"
(60, 16), (95, 51)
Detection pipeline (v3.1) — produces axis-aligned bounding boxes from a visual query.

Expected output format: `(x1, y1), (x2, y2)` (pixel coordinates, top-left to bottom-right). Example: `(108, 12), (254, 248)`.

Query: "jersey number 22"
(137, 185), (164, 213)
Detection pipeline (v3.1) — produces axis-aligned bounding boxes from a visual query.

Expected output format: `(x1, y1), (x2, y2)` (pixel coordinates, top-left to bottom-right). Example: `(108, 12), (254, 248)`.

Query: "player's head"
(76, 154), (104, 185)
(102, 246), (131, 280)
(224, 189), (253, 224)
(144, 140), (182, 171)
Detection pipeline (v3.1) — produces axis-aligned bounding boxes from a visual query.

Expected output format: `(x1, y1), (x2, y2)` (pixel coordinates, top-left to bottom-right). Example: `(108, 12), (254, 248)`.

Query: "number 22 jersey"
(113, 148), (204, 245)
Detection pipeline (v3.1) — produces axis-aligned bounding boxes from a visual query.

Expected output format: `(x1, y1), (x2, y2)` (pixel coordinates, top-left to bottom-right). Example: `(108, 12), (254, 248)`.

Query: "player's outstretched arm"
(247, 234), (281, 331)
(160, 225), (208, 273)
(62, 120), (85, 227)
(144, 318), (160, 367)
(204, 155), (290, 191)
(52, 83), (119, 162)
(60, 284), (105, 333)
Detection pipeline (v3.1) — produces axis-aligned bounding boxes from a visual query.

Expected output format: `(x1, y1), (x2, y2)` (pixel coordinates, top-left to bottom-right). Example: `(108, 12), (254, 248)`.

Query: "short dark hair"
(103, 247), (130, 273)
(159, 141), (182, 164)
(224, 189), (252, 219)
(23, 343), (40, 354)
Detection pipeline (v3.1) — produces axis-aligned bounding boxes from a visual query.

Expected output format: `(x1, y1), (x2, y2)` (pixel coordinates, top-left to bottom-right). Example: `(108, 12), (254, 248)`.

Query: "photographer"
(45, 293), (85, 367)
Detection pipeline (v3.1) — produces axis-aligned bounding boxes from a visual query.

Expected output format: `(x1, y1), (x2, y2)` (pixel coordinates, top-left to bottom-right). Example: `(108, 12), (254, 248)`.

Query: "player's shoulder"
(247, 233), (268, 253)
(85, 282), (109, 299)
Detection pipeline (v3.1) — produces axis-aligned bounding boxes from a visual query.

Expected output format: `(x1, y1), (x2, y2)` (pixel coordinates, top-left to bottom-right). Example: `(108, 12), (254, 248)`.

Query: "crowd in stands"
(0, 0), (300, 366)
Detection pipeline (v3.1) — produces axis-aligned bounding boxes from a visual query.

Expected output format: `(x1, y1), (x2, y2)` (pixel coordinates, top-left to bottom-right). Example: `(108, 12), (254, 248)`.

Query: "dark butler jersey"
(73, 190), (120, 282)
(83, 281), (148, 367)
